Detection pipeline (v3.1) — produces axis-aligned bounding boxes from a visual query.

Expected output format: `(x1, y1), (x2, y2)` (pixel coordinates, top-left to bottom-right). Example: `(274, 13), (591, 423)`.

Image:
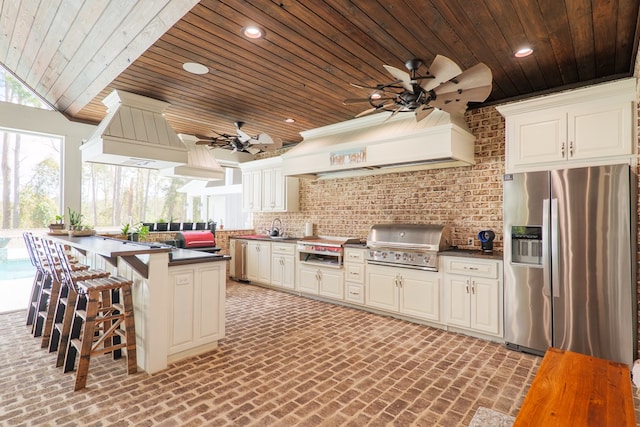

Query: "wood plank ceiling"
(1, 0), (639, 148)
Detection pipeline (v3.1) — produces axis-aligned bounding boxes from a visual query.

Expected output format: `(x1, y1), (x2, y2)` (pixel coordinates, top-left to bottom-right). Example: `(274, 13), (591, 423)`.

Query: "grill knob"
(395, 253), (401, 260)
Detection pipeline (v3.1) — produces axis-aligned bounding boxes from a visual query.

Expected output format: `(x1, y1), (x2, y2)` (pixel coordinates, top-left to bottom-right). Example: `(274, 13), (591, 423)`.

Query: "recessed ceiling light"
(514, 47), (533, 58)
(284, 118), (296, 123)
(242, 25), (265, 39)
(183, 62), (209, 75)
(370, 92), (382, 100)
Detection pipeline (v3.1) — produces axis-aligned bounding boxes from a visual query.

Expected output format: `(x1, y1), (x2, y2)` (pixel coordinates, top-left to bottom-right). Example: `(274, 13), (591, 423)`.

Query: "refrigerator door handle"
(542, 198), (551, 298)
(550, 198), (560, 298)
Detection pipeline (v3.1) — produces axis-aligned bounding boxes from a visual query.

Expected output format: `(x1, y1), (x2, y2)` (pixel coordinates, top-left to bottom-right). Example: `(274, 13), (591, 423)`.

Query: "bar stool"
(41, 238), (110, 359)
(54, 243), (137, 391)
(36, 237), (102, 349)
(23, 232), (47, 329)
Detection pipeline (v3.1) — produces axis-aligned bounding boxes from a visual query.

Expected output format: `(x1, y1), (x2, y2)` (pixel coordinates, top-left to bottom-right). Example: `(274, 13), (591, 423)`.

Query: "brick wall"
(254, 106), (506, 250)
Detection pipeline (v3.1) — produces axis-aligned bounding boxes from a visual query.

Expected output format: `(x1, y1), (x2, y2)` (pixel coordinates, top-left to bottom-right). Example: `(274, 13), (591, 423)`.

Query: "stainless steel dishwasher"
(230, 239), (249, 281)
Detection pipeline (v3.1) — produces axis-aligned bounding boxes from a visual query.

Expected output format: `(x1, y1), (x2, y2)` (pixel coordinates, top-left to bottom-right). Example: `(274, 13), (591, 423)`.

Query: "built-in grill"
(174, 230), (221, 254)
(366, 224), (452, 271)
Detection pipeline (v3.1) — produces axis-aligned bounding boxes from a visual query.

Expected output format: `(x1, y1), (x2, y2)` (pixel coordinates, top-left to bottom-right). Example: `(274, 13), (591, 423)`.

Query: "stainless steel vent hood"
(160, 134), (224, 181)
(282, 111), (475, 179)
(80, 90), (188, 169)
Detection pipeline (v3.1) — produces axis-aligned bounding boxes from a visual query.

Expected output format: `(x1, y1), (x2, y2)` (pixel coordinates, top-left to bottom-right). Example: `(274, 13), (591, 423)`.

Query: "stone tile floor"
(1, 280), (638, 426)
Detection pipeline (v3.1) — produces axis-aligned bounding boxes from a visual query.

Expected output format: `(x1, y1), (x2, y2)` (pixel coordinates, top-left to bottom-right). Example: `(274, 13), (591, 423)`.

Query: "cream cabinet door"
(317, 267), (344, 300)
(399, 269), (440, 321)
(242, 170), (262, 212)
(444, 274), (471, 328)
(366, 265), (399, 312)
(568, 101), (632, 160)
(271, 254), (295, 289)
(507, 108), (567, 169)
(247, 241), (270, 283)
(470, 277), (500, 335)
(168, 264), (225, 357)
(298, 264), (319, 294)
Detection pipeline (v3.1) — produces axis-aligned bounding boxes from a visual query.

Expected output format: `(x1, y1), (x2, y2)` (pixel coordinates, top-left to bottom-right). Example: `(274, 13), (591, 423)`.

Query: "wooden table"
(514, 347), (636, 426)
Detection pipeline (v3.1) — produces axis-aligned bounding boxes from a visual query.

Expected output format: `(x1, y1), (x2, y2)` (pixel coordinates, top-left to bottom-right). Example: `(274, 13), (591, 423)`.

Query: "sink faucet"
(270, 218), (283, 236)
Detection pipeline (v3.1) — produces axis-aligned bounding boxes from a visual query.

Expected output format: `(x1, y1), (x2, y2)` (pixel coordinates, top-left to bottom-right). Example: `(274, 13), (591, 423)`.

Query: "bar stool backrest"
(42, 238), (63, 284)
(53, 242), (82, 295)
(22, 232), (41, 270)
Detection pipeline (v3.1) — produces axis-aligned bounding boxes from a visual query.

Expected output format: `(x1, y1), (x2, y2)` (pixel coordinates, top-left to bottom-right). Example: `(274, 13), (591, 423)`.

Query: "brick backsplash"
(254, 106), (505, 250)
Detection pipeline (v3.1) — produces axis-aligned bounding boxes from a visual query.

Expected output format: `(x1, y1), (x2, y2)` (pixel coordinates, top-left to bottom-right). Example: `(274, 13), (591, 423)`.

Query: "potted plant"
(169, 217), (181, 231)
(68, 208), (83, 231)
(142, 221), (155, 232)
(156, 218), (168, 231)
(136, 223), (150, 241)
(49, 214), (65, 232)
(182, 219), (193, 231)
(67, 208), (95, 237)
(194, 219), (206, 230)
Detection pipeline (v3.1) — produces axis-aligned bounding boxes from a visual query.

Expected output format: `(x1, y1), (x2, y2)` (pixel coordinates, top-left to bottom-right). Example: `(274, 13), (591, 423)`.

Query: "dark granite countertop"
(168, 248), (231, 266)
(439, 248), (503, 260)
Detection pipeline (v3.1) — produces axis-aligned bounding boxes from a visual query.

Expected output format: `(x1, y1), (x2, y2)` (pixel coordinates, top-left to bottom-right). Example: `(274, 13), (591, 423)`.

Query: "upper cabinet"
(240, 157), (300, 212)
(497, 78), (636, 173)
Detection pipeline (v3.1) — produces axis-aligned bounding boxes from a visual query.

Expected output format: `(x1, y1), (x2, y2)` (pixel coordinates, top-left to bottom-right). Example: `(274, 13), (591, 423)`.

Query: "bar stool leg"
(122, 285), (137, 374)
(53, 285), (78, 366)
(40, 277), (62, 348)
(74, 290), (100, 391)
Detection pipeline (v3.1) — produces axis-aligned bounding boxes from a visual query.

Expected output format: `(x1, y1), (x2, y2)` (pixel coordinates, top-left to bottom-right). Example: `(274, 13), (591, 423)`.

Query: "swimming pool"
(0, 258), (35, 280)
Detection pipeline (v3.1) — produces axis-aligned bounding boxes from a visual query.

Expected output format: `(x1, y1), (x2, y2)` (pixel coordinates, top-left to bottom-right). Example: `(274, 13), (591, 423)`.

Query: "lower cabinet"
(246, 241), (271, 284)
(167, 263), (226, 359)
(298, 264), (344, 300)
(366, 263), (441, 322)
(271, 243), (295, 289)
(442, 256), (503, 337)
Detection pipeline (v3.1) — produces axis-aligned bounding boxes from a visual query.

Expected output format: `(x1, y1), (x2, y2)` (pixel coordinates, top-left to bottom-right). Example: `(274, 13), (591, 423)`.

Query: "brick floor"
(1, 280), (638, 426)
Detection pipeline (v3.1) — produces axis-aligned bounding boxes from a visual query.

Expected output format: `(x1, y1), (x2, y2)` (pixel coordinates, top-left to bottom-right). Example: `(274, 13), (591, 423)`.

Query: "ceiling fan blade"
(245, 146), (261, 155)
(384, 105), (405, 122)
(434, 84), (493, 105)
(253, 133), (274, 145)
(252, 137), (283, 152)
(415, 105), (435, 121)
(236, 128), (251, 143)
(421, 55), (463, 91)
(434, 63), (492, 98)
(355, 106), (380, 118)
(383, 65), (413, 93)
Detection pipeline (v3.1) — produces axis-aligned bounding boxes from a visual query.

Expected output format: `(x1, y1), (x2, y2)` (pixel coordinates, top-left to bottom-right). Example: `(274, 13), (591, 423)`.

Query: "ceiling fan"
(344, 55), (493, 121)
(195, 121), (283, 155)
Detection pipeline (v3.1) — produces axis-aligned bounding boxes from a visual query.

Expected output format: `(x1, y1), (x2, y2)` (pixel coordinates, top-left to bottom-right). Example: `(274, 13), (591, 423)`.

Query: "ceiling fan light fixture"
(182, 62), (209, 75)
(242, 25), (265, 39)
(514, 47), (533, 58)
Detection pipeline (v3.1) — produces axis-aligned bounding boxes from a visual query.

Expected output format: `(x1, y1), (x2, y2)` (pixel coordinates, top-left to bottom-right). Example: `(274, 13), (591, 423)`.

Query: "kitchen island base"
(52, 235), (227, 374)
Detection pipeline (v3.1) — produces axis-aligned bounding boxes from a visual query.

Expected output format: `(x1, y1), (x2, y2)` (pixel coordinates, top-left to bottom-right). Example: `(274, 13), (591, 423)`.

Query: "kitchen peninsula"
(51, 235), (230, 374)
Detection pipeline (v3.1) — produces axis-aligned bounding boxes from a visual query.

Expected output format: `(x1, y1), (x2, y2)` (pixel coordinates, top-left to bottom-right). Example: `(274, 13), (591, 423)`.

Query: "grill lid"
(177, 231), (216, 248)
(367, 224), (452, 252)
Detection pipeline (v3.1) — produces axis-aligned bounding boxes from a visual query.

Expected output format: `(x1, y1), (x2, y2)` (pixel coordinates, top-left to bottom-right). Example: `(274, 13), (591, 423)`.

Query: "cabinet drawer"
(345, 283), (364, 304)
(271, 243), (295, 255)
(344, 248), (365, 263)
(443, 258), (499, 279)
(345, 263), (365, 284)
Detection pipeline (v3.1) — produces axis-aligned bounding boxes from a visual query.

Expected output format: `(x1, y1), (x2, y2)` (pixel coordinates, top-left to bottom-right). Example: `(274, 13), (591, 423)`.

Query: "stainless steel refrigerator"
(503, 164), (637, 366)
